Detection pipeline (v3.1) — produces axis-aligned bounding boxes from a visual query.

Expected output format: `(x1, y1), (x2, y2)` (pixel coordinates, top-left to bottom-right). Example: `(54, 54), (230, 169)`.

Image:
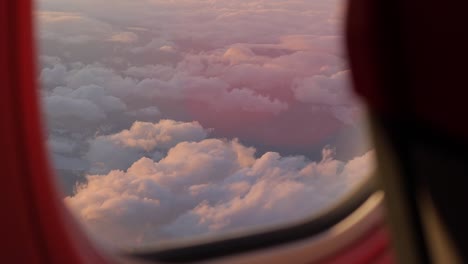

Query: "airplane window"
(35, 0), (375, 251)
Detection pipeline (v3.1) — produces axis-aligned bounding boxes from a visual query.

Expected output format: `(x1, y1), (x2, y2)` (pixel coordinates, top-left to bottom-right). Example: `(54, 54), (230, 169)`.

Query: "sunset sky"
(36, 0), (374, 248)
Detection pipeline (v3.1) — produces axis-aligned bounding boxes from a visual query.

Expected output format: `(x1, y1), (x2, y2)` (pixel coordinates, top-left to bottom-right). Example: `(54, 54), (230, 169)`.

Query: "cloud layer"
(67, 121), (374, 248)
(86, 120), (209, 174)
(37, 0), (374, 248)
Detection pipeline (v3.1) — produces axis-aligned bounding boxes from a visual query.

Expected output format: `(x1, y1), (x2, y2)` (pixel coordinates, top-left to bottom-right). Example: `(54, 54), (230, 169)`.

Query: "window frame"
(0, 0), (392, 263)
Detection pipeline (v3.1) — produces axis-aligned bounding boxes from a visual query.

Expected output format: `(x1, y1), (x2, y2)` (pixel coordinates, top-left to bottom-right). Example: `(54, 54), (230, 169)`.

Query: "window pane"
(36, 0), (375, 249)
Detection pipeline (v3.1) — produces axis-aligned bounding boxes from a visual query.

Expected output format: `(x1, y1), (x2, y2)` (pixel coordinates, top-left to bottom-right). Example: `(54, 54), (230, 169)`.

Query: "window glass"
(36, 0), (375, 249)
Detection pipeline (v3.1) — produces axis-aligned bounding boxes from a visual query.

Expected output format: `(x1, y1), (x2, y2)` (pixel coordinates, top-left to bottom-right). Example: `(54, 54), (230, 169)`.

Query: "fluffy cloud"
(294, 71), (350, 105)
(67, 125), (375, 247)
(37, 11), (117, 44)
(37, 0), (375, 247)
(124, 65), (175, 80)
(38, 0), (360, 143)
(38, 0), (342, 47)
(86, 120), (209, 173)
(44, 84), (127, 128)
(132, 73), (289, 114)
(40, 60), (67, 87)
(40, 58), (290, 117)
(105, 120), (208, 150)
(108, 32), (139, 44)
(293, 71), (359, 124)
(131, 39), (176, 54)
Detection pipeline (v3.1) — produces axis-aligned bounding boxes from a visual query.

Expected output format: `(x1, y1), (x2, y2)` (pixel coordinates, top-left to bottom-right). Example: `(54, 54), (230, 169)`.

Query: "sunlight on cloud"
(66, 121), (374, 247)
(36, 0), (373, 248)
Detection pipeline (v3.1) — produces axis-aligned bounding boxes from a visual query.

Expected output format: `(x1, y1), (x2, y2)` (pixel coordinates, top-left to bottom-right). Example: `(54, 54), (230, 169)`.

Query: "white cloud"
(106, 120), (208, 150)
(131, 38), (175, 54)
(66, 127), (375, 247)
(44, 84), (127, 127)
(108, 31), (139, 43)
(293, 71), (359, 123)
(40, 62), (67, 88)
(48, 136), (77, 154)
(37, 11), (114, 44)
(45, 95), (107, 123)
(38, 0), (357, 136)
(127, 106), (161, 119)
(86, 120), (209, 174)
(37, 0), (374, 247)
(293, 71), (350, 105)
(124, 65), (175, 80)
(132, 72), (289, 114)
(37, 11), (143, 45)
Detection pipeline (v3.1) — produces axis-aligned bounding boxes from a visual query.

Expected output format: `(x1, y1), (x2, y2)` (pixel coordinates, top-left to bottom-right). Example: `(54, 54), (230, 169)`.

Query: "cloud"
(37, 11), (114, 44)
(37, 0), (375, 247)
(127, 106), (161, 120)
(36, 0), (368, 172)
(37, 0), (358, 142)
(38, 0), (343, 47)
(37, 11), (143, 45)
(45, 95), (106, 123)
(293, 71), (359, 123)
(131, 39), (175, 54)
(86, 120), (210, 174)
(40, 60), (67, 87)
(48, 136), (78, 155)
(123, 65), (175, 80)
(109, 32), (139, 43)
(66, 125), (375, 247)
(132, 73), (289, 114)
(106, 120), (209, 150)
(294, 71), (350, 105)
(44, 84), (127, 128)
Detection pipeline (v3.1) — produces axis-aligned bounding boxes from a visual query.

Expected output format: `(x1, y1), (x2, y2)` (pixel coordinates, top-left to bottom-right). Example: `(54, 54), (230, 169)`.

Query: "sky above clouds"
(36, 0), (374, 248)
